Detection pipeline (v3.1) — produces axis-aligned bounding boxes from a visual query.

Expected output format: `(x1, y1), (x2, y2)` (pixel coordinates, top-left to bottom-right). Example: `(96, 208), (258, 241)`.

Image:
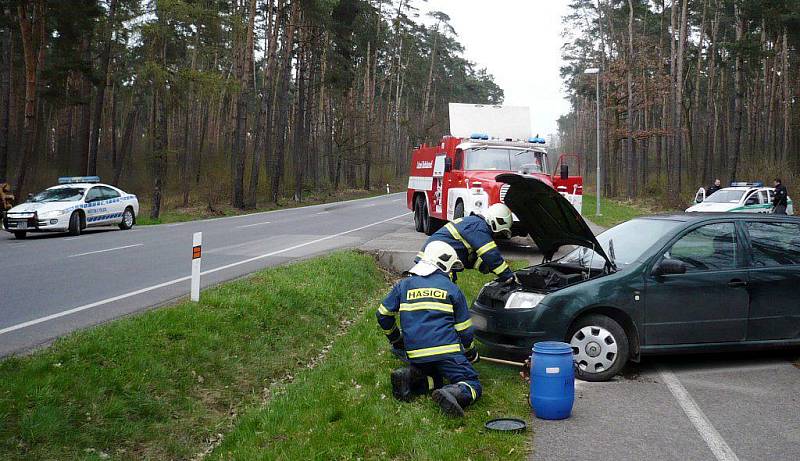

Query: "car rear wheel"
(568, 314), (629, 382)
(13, 231), (26, 239)
(413, 195), (425, 233)
(119, 207), (135, 230)
(68, 212), (82, 236)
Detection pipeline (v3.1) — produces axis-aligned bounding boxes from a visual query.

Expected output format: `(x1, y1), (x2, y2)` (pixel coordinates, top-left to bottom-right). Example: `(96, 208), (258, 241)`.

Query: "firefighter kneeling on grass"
(417, 203), (515, 283)
(377, 241), (481, 418)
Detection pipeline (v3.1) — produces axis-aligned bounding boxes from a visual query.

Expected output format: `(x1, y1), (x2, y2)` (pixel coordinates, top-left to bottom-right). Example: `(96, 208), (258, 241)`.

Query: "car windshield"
(464, 147), (546, 173)
(557, 218), (682, 269)
(704, 189), (745, 203)
(30, 187), (85, 203)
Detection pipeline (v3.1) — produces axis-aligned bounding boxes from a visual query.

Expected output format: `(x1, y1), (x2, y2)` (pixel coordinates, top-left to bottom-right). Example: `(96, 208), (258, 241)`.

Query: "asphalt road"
(0, 192), (410, 356)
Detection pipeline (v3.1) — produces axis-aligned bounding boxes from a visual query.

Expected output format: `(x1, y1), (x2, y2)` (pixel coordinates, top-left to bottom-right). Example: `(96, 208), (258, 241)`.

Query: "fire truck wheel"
(414, 195), (425, 233)
(454, 201), (465, 219)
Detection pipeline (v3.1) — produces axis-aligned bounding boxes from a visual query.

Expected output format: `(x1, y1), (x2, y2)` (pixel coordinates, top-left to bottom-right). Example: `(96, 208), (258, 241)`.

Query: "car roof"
(635, 212), (800, 223)
(48, 183), (116, 189)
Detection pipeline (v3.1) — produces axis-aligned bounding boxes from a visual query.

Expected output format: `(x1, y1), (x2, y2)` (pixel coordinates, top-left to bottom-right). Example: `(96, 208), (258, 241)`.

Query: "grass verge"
(0, 252), (386, 460)
(136, 187), (403, 226)
(209, 263), (530, 461)
(582, 194), (659, 228)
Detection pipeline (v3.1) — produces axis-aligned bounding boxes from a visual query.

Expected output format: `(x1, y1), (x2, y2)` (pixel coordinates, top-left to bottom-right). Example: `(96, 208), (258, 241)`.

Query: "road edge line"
(0, 212), (411, 336)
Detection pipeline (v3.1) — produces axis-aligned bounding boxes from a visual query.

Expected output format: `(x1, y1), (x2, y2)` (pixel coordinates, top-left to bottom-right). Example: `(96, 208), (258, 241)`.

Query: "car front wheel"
(119, 207), (135, 230)
(13, 231), (26, 239)
(568, 314), (629, 382)
(68, 212), (82, 236)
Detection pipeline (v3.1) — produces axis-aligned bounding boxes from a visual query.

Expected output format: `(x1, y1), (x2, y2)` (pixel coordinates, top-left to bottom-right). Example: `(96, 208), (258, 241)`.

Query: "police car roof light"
(470, 133), (490, 140)
(730, 181), (763, 187)
(58, 176), (101, 184)
(527, 137), (546, 144)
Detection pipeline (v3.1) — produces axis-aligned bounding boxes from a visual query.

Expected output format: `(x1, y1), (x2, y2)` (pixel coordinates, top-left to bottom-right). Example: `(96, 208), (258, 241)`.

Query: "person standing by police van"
(773, 178), (788, 215)
(377, 241), (481, 418)
(416, 203), (516, 284)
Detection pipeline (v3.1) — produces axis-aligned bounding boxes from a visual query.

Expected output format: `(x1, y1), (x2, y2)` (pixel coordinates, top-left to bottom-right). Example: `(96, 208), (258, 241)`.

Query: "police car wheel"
(68, 212), (82, 236)
(568, 314), (629, 382)
(119, 207), (135, 230)
(13, 231), (26, 239)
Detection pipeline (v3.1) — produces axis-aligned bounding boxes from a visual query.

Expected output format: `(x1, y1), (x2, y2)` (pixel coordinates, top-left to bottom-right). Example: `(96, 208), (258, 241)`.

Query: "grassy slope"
(136, 187), (403, 226)
(582, 194), (655, 228)
(210, 263), (531, 461)
(0, 252), (385, 460)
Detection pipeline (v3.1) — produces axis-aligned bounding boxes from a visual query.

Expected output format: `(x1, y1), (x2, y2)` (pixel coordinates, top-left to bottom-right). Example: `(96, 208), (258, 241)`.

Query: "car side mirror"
(652, 259), (687, 276)
(560, 163), (569, 180)
(444, 157), (453, 173)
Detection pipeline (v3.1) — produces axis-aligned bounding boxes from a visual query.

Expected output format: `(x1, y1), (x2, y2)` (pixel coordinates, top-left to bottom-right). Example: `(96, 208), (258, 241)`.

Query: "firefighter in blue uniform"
(417, 203), (516, 283)
(377, 241), (481, 417)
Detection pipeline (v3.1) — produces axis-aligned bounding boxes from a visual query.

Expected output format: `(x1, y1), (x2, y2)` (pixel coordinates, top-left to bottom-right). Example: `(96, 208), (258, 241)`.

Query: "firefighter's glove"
(465, 347), (480, 364)
(499, 274), (520, 286)
(390, 337), (405, 351)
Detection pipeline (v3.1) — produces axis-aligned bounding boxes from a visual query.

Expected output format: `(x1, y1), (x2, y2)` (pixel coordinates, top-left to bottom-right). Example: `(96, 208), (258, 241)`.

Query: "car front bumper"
(3, 215), (69, 232)
(470, 288), (561, 359)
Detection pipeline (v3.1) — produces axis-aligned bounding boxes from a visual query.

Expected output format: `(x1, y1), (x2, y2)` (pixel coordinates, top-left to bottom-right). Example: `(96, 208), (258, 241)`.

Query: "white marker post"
(191, 232), (202, 302)
(386, 184), (390, 194)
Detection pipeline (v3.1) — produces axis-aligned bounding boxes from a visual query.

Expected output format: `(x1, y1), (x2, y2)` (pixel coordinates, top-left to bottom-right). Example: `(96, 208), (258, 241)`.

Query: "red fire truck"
(407, 104), (583, 235)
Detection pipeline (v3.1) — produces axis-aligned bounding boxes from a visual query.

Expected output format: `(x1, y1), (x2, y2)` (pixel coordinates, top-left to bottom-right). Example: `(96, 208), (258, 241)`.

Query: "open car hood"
(496, 173), (613, 268)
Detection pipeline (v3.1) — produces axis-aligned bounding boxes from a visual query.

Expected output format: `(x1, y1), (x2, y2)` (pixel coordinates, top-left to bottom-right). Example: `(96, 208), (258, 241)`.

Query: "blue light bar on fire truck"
(730, 181), (763, 187)
(470, 133), (490, 140)
(58, 176), (101, 184)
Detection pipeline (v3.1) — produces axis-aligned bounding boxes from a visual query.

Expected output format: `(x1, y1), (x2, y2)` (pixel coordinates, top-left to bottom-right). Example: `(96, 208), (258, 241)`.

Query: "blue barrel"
(530, 341), (574, 420)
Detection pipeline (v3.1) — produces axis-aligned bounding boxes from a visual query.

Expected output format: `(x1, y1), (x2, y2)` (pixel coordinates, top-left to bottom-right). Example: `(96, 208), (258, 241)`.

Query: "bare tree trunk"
(248, 0), (279, 208)
(729, 2), (744, 181)
(625, 0), (635, 198)
(87, 0), (117, 176)
(113, 106), (137, 185)
(0, 6), (11, 183)
(782, 28), (790, 162)
(232, 0), (257, 209)
(271, 1), (296, 204)
(14, 0), (46, 197)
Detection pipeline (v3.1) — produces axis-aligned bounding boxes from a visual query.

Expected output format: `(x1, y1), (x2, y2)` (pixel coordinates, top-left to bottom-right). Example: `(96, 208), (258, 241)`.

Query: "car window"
(664, 222), (737, 272)
(758, 190), (769, 204)
(85, 187), (104, 202)
(704, 189), (745, 203)
(744, 192), (759, 206)
(101, 186), (120, 199)
(30, 187), (85, 202)
(745, 221), (800, 267)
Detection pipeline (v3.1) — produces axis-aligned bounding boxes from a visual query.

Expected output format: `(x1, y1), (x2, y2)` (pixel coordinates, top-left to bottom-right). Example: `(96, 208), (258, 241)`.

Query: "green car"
(471, 174), (800, 381)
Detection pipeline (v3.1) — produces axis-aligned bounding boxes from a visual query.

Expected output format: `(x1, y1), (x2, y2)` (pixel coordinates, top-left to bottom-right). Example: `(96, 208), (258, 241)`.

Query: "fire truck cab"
(407, 104), (583, 235)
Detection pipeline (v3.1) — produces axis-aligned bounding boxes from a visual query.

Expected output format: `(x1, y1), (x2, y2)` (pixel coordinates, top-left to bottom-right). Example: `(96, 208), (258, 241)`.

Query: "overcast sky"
(421, 0), (572, 141)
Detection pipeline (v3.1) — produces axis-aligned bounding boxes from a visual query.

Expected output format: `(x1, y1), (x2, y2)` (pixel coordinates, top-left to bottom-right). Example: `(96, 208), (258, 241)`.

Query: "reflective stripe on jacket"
(420, 215), (512, 279)
(376, 271), (475, 363)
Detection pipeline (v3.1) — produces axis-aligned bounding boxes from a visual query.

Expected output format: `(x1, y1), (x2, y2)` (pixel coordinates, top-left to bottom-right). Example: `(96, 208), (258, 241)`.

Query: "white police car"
(3, 176), (139, 239)
(687, 182), (793, 214)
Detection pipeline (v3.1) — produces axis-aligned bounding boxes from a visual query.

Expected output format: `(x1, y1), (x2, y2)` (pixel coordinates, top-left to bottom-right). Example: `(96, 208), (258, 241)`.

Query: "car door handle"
(728, 279), (748, 288)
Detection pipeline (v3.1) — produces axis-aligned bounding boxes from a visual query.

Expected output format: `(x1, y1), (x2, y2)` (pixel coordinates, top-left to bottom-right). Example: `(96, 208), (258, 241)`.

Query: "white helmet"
(410, 241), (465, 276)
(485, 203), (513, 238)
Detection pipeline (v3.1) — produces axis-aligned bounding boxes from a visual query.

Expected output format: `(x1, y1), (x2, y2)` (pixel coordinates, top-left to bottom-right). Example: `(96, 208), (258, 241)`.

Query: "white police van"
(687, 182), (793, 214)
(3, 177), (140, 239)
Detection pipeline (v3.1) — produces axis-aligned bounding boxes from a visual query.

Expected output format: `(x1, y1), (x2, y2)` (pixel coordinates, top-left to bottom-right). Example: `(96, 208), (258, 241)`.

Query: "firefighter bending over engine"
(377, 241), (481, 418)
(417, 203), (516, 283)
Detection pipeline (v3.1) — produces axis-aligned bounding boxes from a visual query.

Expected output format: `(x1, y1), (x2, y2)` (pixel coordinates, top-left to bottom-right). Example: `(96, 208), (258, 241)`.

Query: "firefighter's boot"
(432, 384), (473, 418)
(390, 367), (429, 402)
